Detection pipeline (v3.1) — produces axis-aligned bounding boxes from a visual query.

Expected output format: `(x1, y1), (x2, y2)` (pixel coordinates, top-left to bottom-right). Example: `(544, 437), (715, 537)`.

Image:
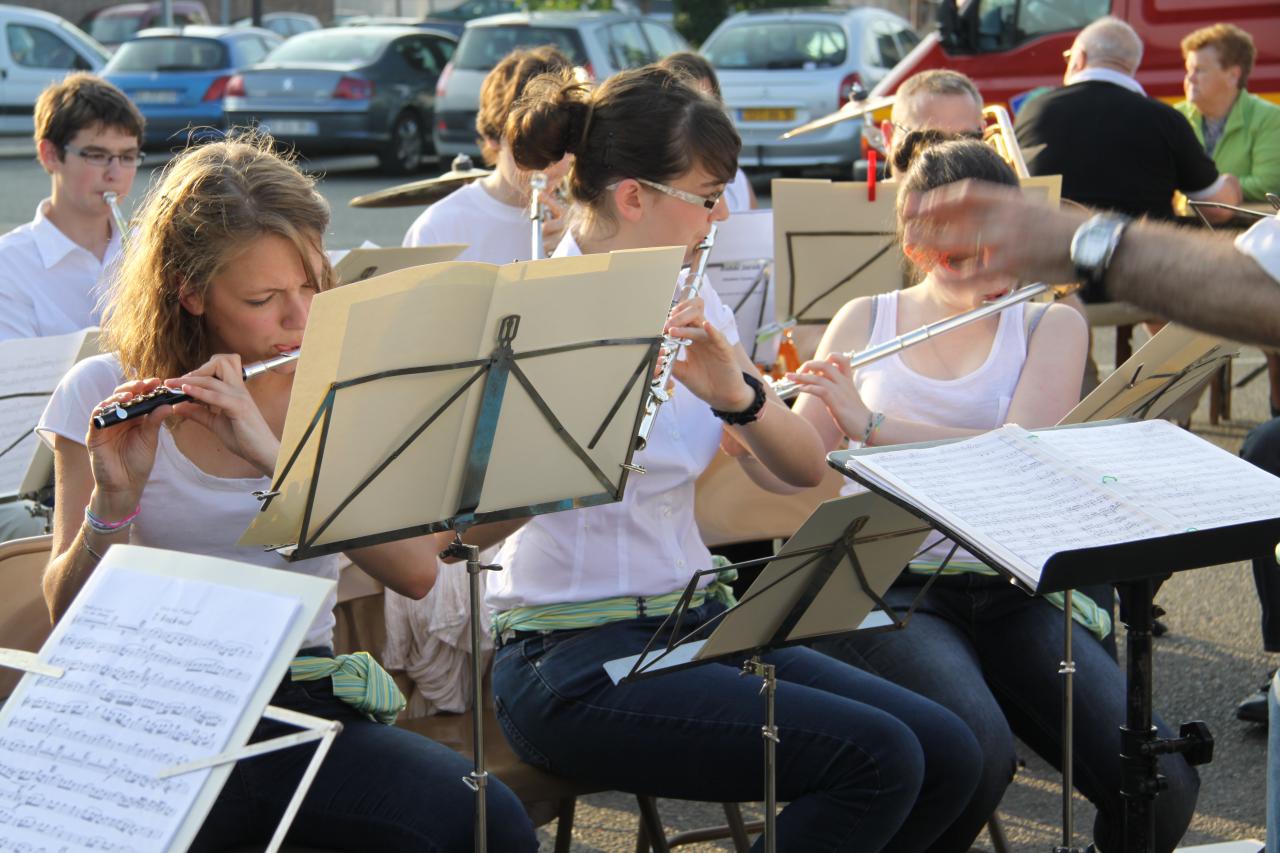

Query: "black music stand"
(604, 492), (935, 853)
(833, 422), (1280, 853)
(252, 316), (662, 853)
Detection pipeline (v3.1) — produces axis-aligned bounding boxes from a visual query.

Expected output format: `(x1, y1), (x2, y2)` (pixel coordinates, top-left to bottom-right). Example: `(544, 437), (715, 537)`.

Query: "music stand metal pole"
(742, 656), (778, 853)
(1055, 590), (1082, 853)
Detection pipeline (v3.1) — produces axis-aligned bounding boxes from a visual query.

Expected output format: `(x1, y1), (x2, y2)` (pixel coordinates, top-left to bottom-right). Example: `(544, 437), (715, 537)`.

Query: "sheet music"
(1034, 419), (1280, 530)
(0, 564), (300, 852)
(708, 210), (775, 360)
(0, 330), (96, 499)
(848, 426), (1174, 585)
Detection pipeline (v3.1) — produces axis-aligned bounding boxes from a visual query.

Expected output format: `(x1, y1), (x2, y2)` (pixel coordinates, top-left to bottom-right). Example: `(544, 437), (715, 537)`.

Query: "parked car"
(85, 1), (212, 51)
(103, 26), (281, 148)
(700, 7), (918, 171)
(233, 12), (322, 39)
(224, 26), (457, 173)
(0, 5), (109, 135)
(434, 11), (688, 159)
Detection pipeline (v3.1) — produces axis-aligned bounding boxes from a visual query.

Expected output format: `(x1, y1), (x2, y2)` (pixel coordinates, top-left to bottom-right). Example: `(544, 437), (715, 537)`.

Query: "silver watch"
(1070, 213), (1131, 292)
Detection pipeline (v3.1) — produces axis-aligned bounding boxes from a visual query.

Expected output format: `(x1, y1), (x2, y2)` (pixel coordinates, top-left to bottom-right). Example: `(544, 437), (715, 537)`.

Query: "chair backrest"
(0, 534), (54, 700)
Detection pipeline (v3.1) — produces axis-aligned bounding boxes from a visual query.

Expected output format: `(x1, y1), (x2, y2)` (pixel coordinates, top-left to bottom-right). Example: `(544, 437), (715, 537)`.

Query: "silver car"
(701, 7), (918, 171)
(434, 11), (688, 160)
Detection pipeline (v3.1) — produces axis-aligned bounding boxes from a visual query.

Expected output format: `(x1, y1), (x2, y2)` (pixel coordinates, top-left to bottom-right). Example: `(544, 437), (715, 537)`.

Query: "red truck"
(871, 0), (1279, 111)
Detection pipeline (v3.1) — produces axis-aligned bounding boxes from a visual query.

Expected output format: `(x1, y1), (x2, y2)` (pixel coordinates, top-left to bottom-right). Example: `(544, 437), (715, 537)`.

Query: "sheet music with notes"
(0, 328), (99, 499)
(706, 209), (777, 364)
(0, 545), (329, 853)
(842, 420), (1280, 588)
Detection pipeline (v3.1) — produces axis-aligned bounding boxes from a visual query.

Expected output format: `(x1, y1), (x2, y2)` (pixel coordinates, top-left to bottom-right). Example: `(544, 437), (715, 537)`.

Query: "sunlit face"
(40, 123), (141, 221)
(1184, 46), (1240, 111)
(884, 92), (984, 170)
(181, 233), (322, 370)
(630, 165), (730, 264)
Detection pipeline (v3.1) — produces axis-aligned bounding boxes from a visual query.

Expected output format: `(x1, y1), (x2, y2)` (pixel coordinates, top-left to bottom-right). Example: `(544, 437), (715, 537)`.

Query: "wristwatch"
(711, 372), (767, 426)
(1070, 213), (1131, 293)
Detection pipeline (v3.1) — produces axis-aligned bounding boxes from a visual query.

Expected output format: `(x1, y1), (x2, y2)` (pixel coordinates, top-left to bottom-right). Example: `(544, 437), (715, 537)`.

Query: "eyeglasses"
(890, 121), (984, 141)
(611, 177), (723, 210)
(1062, 48), (1075, 65)
(63, 143), (146, 169)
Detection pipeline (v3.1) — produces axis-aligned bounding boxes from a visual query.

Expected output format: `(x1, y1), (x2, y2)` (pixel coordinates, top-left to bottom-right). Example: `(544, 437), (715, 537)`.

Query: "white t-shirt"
(37, 354), (340, 650)
(402, 180), (531, 263)
(0, 200), (123, 342)
(1237, 215), (1280, 284)
(487, 231), (741, 611)
(724, 168), (752, 214)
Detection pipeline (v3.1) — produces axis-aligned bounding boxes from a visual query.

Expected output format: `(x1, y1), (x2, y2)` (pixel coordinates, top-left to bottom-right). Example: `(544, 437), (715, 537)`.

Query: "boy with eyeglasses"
(0, 73), (144, 341)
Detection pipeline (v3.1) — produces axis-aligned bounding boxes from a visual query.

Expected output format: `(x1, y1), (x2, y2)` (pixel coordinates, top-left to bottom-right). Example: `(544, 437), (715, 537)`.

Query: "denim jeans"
(812, 573), (1199, 853)
(190, 650), (537, 853)
(493, 602), (982, 853)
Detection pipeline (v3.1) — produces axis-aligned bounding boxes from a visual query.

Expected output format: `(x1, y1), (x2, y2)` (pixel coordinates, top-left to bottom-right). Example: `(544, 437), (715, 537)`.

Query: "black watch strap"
(711, 371), (767, 425)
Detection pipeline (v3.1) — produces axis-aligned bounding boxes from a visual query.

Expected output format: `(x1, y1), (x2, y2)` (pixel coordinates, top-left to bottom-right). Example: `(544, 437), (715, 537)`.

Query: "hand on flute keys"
(787, 354), (873, 443)
(86, 378), (175, 517)
(664, 295), (754, 413)
(165, 353), (281, 477)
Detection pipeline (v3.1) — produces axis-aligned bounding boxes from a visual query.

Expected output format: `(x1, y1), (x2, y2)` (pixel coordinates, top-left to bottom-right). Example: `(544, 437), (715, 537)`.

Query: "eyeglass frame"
(608, 176), (723, 211)
(889, 121), (985, 141)
(62, 143), (146, 169)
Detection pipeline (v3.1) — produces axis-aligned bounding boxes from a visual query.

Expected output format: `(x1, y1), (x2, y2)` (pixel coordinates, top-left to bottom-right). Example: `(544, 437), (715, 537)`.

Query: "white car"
(0, 5), (110, 135)
(701, 7), (919, 171)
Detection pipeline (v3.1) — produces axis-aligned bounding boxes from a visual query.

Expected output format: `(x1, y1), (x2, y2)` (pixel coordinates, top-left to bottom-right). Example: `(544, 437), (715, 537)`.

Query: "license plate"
(132, 90), (180, 104)
(260, 118), (318, 136)
(741, 108), (795, 122)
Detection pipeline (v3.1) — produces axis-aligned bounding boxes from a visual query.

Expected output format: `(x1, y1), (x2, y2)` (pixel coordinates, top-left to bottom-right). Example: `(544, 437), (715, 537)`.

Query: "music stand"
(833, 421), (1280, 853)
(604, 492), (933, 853)
(240, 249), (683, 853)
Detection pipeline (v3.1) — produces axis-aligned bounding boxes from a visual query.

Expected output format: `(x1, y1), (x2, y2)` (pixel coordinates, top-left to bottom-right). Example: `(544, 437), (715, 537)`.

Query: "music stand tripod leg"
(1055, 589), (1082, 853)
(742, 656), (778, 853)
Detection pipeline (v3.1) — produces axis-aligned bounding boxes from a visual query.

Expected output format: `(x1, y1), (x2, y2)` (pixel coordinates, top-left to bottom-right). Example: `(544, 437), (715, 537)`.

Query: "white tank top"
(842, 289), (1034, 567)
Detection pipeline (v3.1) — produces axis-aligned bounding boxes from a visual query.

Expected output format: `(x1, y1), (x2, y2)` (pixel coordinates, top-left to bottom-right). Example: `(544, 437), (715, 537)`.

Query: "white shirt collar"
(1066, 67), (1146, 96)
(30, 198), (121, 270)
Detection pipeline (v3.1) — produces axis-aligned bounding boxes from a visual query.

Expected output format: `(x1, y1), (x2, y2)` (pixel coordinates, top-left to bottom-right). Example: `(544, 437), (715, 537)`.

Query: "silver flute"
(769, 282), (1053, 400)
(103, 191), (130, 241)
(529, 172), (548, 260)
(634, 224), (718, 451)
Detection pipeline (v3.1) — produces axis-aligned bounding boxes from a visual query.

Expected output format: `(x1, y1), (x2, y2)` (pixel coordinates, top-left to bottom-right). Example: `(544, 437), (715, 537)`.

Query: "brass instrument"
(349, 153), (491, 209)
(981, 104), (1029, 178)
(769, 282), (1068, 400)
(635, 224), (718, 451)
(103, 191), (130, 242)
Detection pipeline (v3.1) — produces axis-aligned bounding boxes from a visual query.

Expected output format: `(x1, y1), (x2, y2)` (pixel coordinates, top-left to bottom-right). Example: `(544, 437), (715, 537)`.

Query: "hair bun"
(506, 75), (590, 171)
(892, 128), (970, 175)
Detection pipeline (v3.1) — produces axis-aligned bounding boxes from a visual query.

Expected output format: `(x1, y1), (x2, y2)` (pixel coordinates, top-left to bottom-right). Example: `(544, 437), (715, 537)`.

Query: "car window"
(7, 24), (84, 69)
(604, 22), (652, 69)
(90, 15), (142, 45)
(976, 0), (1107, 49)
(56, 20), (111, 64)
(703, 21), (847, 70)
(396, 36), (442, 74)
(639, 20), (685, 59)
(236, 35), (269, 66)
(871, 19), (903, 68)
(897, 25), (921, 54)
(268, 31), (386, 64)
(429, 36), (454, 65)
(105, 36), (229, 72)
(454, 26), (586, 71)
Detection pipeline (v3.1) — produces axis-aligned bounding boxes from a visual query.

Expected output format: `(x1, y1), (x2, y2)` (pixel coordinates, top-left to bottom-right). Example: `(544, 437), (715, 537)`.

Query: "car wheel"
(379, 111), (425, 175)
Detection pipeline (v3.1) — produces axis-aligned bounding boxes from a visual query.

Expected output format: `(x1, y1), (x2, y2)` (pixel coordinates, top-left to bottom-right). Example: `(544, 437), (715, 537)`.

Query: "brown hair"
(101, 132), (334, 380)
(505, 65), (739, 225)
(1182, 23), (1255, 89)
(658, 52), (721, 101)
(896, 139), (1018, 280)
(476, 45), (573, 166)
(33, 72), (144, 155)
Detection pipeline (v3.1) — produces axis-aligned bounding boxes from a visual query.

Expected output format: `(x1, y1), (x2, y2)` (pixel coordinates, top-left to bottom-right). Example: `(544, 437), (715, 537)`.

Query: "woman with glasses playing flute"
(403, 45), (574, 261)
(36, 134), (537, 853)
(440, 64), (982, 853)
(781, 136), (1198, 853)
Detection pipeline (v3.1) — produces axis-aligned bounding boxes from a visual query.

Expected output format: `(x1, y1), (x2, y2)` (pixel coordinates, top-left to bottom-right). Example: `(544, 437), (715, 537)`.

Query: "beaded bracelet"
(84, 503), (140, 535)
(861, 411), (885, 447)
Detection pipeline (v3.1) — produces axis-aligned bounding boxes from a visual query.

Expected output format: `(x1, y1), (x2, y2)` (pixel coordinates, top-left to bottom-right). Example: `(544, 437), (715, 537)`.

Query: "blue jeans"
(190, 650), (537, 853)
(812, 573), (1199, 853)
(493, 602), (982, 853)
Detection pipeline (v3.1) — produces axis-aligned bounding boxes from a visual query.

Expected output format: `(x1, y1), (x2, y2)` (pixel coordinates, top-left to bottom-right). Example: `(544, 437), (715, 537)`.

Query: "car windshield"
(704, 21), (848, 70)
(106, 36), (228, 71)
(454, 26), (586, 70)
(267, 31), (386, 64)
(90, 15), (143, 45)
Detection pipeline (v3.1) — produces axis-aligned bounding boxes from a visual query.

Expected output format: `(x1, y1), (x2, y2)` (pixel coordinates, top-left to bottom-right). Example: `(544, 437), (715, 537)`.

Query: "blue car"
(103, 25), (282, 148)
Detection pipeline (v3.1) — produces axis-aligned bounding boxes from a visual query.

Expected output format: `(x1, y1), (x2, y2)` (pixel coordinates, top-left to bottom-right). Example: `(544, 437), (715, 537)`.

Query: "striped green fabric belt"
(493, 562), (738, 638)
(289, 651), (406, 725)
(906, 561), (1112, 641)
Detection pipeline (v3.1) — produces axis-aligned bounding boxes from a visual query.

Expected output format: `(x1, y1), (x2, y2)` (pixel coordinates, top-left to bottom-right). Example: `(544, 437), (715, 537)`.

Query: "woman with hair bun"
(38, 134), (538, 853)
(403, 45), (575, 261)
(446, 65), (982, 853)
(787, 138), (1198, 853)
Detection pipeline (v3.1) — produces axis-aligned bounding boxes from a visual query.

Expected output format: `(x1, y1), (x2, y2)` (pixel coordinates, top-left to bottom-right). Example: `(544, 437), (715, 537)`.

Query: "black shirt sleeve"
(1161, 102), (1220, 195)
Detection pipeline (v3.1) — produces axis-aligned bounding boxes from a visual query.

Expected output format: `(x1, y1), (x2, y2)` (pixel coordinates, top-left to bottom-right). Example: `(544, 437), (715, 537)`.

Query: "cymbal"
(349, 153), (492, 209)
(779, 94), (896, 140)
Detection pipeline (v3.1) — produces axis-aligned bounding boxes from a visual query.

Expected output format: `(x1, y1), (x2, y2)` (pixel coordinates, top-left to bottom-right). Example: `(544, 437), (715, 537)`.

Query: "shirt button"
(676, 559), (686, 569)
(662, 506), (672, 517)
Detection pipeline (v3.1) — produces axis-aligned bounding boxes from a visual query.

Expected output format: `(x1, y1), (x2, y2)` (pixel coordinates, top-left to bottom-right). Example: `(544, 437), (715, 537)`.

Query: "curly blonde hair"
(101, 132), (334, 380)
